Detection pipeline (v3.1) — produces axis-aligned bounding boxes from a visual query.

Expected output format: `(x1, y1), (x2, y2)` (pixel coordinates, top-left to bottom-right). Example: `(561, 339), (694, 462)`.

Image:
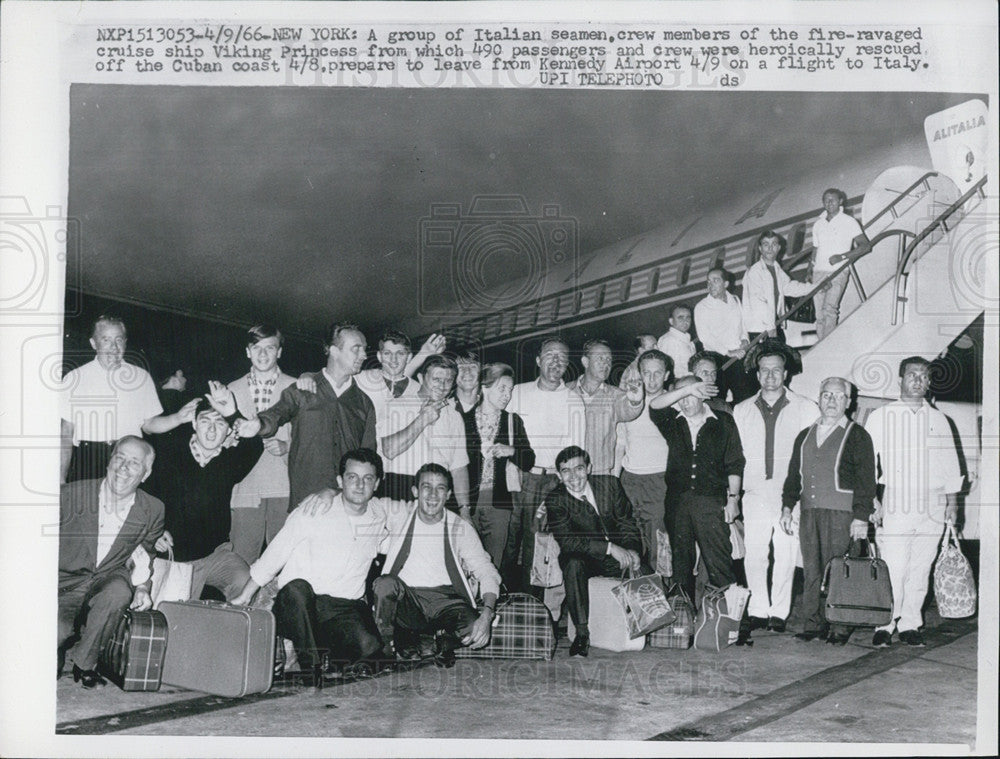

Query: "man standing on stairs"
(742, 231), (814, 344)
(811, 188), (870, 340)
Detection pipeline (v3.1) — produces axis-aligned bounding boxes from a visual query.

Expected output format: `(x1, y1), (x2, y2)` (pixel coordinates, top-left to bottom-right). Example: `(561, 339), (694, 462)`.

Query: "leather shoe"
(748, 616), (769, 631)
(569, 634), (590, 657)
(434, 633), (458, 669)
(826, 632), (851, 646)
(735, 629), (754, 647)
(768, 616), (786, 633)
(872, 630), (892, 648)
(898, 629), (925, 647)
(72, 664), (107, 689)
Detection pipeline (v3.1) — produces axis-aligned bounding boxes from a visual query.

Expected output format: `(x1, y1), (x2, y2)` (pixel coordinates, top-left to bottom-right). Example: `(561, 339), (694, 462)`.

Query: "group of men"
(57, 190), (962, 686)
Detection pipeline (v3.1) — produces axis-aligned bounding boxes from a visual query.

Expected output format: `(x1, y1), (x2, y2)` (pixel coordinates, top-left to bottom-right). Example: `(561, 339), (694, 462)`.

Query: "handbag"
(504, 413), (521, 493)
(530, 532), (563, 588)
(933, 523), (977, 618)
(694, 584), (750, 651)
(822, 538), (893, 627)
(150, 546), (193, 609)
(612, 569), (676, 639)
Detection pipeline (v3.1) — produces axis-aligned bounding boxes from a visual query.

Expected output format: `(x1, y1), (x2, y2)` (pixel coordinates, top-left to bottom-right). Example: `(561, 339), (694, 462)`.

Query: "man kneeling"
(373, 463), (499, 668)
(232, 448), (390, 684)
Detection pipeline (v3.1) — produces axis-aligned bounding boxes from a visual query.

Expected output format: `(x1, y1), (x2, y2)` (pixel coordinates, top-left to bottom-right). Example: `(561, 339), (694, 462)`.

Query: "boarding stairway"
(731, 173), (988, 402)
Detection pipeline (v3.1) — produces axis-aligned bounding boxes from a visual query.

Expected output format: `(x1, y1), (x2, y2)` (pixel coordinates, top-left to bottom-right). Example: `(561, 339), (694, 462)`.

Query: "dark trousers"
(58, 572), (132, 670)
(372, 577), (477, 647)
(272, 579), (382, 670)
(66, 440), (115, 484)
(513, 471), (559, 594)
(667, 491), (737, 606)
(799, 508), (853, 636)
(721, 360), (756, 405)
(560, 553), (623, 628)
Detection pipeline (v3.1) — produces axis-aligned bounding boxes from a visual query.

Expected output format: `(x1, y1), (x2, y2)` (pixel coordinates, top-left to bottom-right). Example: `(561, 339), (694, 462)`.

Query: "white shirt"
(694, 292), (748, 355)
(322, 367), (353, 397)
(60, 359), (163, 444)
(509, 379), (586, 470)
(621, 396), (670, 475)
(733, 389), (820, 494)
(741, 259), (814, 334)
(865, 400), (963, 520)
(657, 328), (696, 378)
(355, 368), (421, 455)
(97, 480), (150, 586)
(684, 406), (716, 447)
(383, 397), (469, 476)
(249, 494), (395, 599)
(815, 415), (848, 447)
(812, 210), (863, 272)
(396, 514), (453, 589)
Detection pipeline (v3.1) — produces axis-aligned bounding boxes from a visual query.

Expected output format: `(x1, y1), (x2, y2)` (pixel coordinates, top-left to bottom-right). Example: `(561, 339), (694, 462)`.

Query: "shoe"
(735, 629), (754, 647)
(768, 617), (786, 633)
(795, 630), (822, 642)
(72, 664), (107, 689)
(569, 634), (590, 657)
(872, 630), (892, 648)
(749, 616), (769, 631)
(898, 629), (925, 647)
(343, 661), (377, 679)
(826, 632), (850, 646)
(434, 633), (458, 669)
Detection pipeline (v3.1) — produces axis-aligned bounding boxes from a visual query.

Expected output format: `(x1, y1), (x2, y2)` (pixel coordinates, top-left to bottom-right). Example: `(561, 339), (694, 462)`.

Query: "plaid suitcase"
(648, 585), (695, 649)
(455, 592), (556, 660)
(98, 609), (168, 691)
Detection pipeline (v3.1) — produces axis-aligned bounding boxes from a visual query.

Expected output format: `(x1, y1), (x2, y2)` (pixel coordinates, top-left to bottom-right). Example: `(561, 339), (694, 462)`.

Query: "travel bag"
(822, 538), (893, 627)
(567, 577), (645, 652)
(159, 600), (275, 697)
(611, 570), (675, 638)
(933, 523), (977, 618)
(98, 609), (168, 691)
(455, 592), (557, 660)
(647, 583), (695, 649)
(693, 584), (750, 652)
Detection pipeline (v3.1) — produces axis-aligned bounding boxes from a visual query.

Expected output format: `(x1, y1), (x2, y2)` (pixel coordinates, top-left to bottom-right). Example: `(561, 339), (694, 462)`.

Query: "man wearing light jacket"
(742, 231), (814, 343)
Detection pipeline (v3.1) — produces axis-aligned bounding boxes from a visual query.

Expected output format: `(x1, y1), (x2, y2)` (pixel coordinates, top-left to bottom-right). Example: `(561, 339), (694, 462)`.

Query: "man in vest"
(372, 463), (500, 668)
(781, 377), (876, 645)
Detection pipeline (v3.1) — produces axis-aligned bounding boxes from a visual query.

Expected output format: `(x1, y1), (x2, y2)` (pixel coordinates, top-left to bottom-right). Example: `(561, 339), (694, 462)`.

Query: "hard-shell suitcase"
(567, 577), (645, 652)
(822, 539), (893, 627)
(159, 600), (275, 697)
(98, 609), (168, 691)
(455, 592), (557, 660)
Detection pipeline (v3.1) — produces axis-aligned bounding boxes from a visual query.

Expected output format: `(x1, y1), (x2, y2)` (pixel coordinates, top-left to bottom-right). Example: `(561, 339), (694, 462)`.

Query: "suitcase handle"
(844, 538), (880, 561)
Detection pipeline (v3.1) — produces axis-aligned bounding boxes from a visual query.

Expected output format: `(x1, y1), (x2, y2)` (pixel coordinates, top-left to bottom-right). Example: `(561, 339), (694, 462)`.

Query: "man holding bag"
(781, 377), (876, 645)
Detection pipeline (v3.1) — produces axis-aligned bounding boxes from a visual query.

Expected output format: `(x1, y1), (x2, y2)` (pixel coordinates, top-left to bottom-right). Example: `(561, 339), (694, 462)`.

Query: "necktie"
(766, 264), (781, 322)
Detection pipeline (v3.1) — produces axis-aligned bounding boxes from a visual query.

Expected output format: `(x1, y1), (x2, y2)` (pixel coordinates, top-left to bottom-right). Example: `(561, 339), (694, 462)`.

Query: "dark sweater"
(649, 406), (745, 502)
(144, 430), (262, 562)
(462, 406), (535, 510)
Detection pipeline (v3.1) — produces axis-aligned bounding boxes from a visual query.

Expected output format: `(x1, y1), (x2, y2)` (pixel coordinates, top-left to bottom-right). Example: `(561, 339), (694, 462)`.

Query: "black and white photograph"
(1, 1), (997, 756)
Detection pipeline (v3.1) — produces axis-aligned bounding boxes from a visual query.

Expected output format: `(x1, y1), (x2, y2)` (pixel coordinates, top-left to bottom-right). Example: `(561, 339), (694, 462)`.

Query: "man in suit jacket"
(58, 435), (164, 688)
(546, 445), (643, 657)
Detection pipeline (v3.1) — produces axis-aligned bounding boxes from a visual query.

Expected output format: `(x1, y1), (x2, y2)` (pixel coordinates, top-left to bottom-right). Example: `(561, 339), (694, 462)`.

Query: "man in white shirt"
(811, 188), (871, 339)
(741, 231), (814, 343)
(508, 337), (586, 592)
(617, 348), (671, 568)
(380, 354), (471, 516)
(232, 448), (394, 684)
(60, 315), (184, 483)
(657, 304), (697, 379)
(373, 463), (500, 668)
(733, 343), (819, 632)
(695, 268), (753, 403)
(866, 357), (963, 648)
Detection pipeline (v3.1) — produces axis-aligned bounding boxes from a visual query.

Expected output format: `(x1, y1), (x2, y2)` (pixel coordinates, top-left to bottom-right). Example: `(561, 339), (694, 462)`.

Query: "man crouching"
(374, 463), (499, 668)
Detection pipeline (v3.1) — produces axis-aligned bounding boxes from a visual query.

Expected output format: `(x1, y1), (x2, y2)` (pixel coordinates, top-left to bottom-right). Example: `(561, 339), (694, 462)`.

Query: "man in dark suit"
(58, 435), (164, 688)
(545, 445), (642, 657)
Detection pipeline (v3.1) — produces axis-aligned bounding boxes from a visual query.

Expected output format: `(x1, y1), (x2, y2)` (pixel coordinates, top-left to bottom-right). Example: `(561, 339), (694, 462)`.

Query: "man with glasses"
(865, 357), (963, 647)
(781, 377), (876, 645)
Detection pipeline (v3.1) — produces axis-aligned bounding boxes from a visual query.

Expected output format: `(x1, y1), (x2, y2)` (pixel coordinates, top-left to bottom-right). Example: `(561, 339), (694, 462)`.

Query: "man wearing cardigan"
(373, 463), (500, 668)
(781, 376), (876, 645)
(58, 436), (164, 688)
